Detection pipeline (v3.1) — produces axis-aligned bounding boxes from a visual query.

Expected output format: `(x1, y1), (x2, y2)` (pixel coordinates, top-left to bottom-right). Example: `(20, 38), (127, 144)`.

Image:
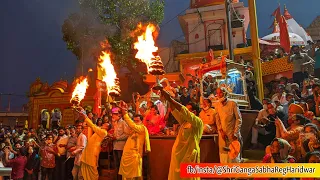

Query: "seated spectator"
(290, 83), (301, 98)
(263, 138), (295, 163)
(305, 95), (316, 115)
(271, 84), (288, 106)
(304, 151), (320, 163)
(312, 117), (320, 130)
(287, 103), (305, 127)
(276, 114), (310, 160)
(301, 78), (314, 98)
(276, 113), (309, 141)
(251, 99), (271, 149)
(299, 101), (315, 121)
(282, 93), (295, 115)
(301, 123), (320, 155)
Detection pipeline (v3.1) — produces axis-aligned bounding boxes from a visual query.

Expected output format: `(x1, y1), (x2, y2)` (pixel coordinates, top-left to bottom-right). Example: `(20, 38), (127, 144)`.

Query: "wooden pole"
(248, 0), (264, 100)
(225, 0), (234, 60)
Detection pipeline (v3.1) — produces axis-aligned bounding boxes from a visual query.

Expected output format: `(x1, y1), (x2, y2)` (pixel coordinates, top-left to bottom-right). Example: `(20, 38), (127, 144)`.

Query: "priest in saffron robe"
(78, 109), (108, 180)
(161, 90), (203, 180)
(118, 101), (151, 180)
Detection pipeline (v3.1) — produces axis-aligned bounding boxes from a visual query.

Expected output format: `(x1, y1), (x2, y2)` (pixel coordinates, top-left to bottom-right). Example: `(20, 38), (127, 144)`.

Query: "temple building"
(283, 5), (313, 44)
(179, 0), (248, 53)
(306, 16), (320, 41)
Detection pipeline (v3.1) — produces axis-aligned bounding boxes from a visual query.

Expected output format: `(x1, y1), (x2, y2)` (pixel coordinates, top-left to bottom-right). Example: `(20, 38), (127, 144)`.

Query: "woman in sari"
(263, 138), (296, 163)
(257, 138), (296, 180)
(143, 105), (164, 135)
(300, 123), (320, 159)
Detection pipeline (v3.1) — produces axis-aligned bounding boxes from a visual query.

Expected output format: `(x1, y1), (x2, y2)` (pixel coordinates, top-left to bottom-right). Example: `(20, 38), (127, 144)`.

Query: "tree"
(62, 0), (165, 98)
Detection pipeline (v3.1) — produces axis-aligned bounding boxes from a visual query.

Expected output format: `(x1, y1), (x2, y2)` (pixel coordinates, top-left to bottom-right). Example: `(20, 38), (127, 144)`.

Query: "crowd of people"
(0, 41), (319, 180)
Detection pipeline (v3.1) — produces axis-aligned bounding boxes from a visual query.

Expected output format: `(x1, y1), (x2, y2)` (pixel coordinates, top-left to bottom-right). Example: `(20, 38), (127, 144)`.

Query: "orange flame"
(71, 77), (89, 103)
(133, 24), (158, 72)
(99, 51), (118, 94)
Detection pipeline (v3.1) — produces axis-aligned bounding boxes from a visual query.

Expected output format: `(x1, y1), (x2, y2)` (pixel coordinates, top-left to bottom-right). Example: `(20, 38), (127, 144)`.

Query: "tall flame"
(71, 77), (89, 103)
(99, 51), (118, 94)
(134, 24), (158, 72)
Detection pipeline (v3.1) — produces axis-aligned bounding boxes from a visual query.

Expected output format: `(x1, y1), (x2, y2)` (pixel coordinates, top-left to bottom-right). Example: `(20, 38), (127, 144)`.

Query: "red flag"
(271, 6), (281, 23)
(93, 80), (102, 117)
(279, 16), (290, 53)
(268, 22), (274, 29)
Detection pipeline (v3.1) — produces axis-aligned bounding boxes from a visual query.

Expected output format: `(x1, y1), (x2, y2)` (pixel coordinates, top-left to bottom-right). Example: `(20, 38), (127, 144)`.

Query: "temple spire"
(272, 18), (280, 33)
(283, 4), (292, 20)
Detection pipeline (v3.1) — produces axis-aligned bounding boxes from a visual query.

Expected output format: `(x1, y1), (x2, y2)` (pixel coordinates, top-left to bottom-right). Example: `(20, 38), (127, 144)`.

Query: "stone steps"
(242, 149), (265, 161)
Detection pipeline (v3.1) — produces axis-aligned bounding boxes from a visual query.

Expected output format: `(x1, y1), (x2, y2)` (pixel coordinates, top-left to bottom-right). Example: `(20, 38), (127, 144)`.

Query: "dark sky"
(0, 0), (319, 110)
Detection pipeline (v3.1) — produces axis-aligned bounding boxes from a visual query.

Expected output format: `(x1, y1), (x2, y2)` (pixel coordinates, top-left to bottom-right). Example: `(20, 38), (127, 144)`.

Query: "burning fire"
(71, 77), (89, 104)
(133, 24), (158, 72)
(99, 51), (119, 95)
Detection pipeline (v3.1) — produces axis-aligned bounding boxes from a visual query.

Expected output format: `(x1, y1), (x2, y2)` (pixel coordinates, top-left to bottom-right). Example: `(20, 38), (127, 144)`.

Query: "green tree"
(62, 0), (165, 97)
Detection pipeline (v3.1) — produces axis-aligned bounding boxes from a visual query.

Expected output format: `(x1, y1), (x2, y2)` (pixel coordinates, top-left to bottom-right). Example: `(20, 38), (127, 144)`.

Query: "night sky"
(0, 0), (319, 110)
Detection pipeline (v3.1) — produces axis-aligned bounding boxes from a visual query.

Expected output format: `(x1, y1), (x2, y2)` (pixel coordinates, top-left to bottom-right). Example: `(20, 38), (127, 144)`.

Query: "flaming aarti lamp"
(108, 78), (121, 97)
(70, 95), (81, 108)
(70, 77), (89, 113)
(149, 56), (165, 91)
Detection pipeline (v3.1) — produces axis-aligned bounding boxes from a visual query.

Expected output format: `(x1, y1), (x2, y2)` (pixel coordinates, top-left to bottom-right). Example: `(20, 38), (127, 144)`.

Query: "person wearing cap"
(118, 101), (151, 180)
(199, 98), (216, 134)
(110, 107), (129, 177)
(78, 109), (107, 180)
(288, 45), (314, 86)
(287, 103), (305, 126)
(160, 89), (203, 180)
(214, 87), (242, 163)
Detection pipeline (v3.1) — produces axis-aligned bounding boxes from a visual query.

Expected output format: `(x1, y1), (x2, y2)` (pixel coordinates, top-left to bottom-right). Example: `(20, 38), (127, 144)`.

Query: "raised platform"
(149, 134), (219, 180)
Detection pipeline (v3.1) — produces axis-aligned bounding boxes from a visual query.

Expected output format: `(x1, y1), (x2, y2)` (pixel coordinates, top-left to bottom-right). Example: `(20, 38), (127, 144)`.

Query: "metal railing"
(0, 167), (12, 178)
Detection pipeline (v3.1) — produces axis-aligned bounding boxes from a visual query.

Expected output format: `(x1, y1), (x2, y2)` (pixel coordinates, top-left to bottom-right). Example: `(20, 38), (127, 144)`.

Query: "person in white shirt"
(271, 84), (288, 106)
(72, 121), (87, 180)
(54, 127), (69, 180)
(214, 87), (242, 163)
(251, 98), (270, 149)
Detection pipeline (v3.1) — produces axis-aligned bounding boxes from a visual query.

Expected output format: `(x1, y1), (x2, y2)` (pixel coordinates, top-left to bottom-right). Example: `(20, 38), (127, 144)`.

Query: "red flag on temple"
(271, 5), (281, 23)
(279, 15), (290, 53)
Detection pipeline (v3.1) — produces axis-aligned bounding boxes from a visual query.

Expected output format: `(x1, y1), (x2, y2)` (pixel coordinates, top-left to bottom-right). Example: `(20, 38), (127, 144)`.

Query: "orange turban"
(288, 103), (305, 115)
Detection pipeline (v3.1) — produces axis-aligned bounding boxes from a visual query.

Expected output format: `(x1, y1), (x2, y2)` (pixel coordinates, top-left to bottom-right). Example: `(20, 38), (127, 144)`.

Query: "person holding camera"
(288, 45), (314, 86)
